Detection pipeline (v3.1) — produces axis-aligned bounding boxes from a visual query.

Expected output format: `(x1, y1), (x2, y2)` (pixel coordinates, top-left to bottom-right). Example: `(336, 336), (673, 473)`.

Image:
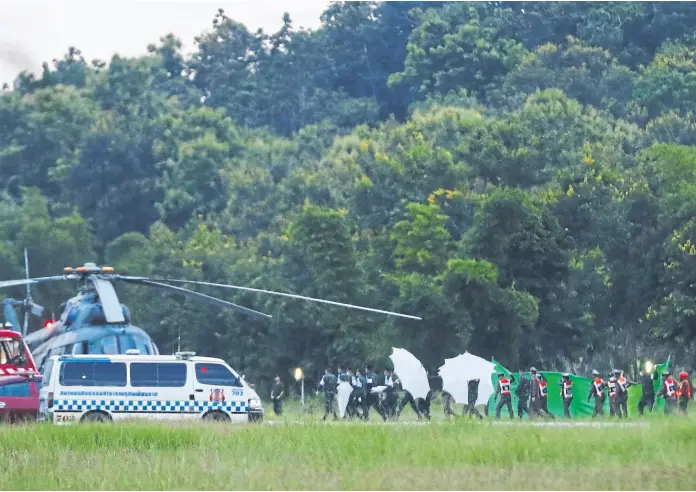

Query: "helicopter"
(0, 261), (422, 373)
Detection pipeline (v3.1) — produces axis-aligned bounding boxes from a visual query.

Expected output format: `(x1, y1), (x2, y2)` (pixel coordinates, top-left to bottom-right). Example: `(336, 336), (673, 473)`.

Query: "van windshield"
(0, 338), (23, 365)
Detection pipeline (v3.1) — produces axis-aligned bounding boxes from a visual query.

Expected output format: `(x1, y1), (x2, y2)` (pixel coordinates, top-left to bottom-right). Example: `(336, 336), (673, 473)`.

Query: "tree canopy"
(2, 1), (696, 391)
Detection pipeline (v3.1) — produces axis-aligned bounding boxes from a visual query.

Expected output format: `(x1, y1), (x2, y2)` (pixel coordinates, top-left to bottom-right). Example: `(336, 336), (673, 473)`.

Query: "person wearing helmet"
(559, 373), (573, 418)
(638, 365), (658, 416)
(656, 370), (678, 415)
(494, 372), (514, 419)
(678, 371), (692, 415)
(587, 369), (606, 417)
(614, 369), (636, 419)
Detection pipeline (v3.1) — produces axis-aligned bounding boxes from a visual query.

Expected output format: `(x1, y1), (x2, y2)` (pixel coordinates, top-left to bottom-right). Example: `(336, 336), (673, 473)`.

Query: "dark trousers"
(385, 392), (399, 419)
(364, 393), (386, 421)
(609, 396), (616, 416)
(443, 393), (456, 417)
(665, 398), (677, 415)
(495, 395), (513, 419)
(679, 399), (689, 415)
(539, 398), (554, 419)
(591, 395), (605, 417)
(465, 400), (483, 419)
(563, 397), (572, 418)
(272, 398), (282, 416)
(517, 398), (529, 419)
(397, 393), (427, 420)
(637, 394), (655, 415)
(615, 397), (628, 418)
(323, 393), (338, 420)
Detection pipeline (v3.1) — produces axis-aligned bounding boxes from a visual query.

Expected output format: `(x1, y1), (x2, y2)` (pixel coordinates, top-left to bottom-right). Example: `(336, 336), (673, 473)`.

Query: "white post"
(300, 377), (305, 408)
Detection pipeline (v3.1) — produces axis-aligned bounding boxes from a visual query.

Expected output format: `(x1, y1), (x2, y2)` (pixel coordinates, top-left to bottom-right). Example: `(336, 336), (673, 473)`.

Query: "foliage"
(2, 1), (696, 390)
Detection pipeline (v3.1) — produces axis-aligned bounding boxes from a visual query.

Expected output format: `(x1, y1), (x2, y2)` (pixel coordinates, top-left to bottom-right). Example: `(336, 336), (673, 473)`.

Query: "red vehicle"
(0, 329), (37, 375)
(0, 374), (41, 422)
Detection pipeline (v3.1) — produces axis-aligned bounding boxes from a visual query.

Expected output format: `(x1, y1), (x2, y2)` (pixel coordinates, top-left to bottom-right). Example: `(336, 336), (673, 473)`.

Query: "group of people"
(269, 364), (693, 421)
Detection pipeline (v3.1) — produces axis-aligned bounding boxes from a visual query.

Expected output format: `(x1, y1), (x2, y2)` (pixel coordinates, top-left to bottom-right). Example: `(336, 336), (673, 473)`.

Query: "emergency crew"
(347, 368), (362, 419)
(442, 391), (456, 418)
(656, 370), (678, 415)
(613, 369), (634, 419)
(383, 368), (399, 419)
(537, 373), (554, 418)
(270, 375), (285, 416)
(464, 379), (484, 419)
(515, 371), (530, 419)
(559, 373), (573, 418)
(607, 373), (617, 417)
(317, 367), (339, 421)
(637, 366), (657, 415)
(678, 371), (692, 415)
(363, 365), (383, 420)
(494, 372), (514, 419)
(529, 367), (540, 418)
(587, 369), (606, 417)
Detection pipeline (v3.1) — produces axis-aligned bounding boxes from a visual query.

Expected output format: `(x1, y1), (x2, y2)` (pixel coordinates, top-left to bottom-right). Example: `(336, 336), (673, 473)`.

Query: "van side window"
(195, 363), (242, 387)
(59, 361), (127, 387)
(130, 363), (187, 387)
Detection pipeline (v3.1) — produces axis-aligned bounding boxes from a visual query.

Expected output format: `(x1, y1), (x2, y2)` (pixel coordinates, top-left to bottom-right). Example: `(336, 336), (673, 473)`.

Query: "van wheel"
(203, 411), (230, 422)
(81, 411), (111, 423)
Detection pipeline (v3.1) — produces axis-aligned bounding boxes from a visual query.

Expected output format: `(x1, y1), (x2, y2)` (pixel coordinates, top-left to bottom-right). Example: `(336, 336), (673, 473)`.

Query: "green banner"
(487, 358), (671, 418)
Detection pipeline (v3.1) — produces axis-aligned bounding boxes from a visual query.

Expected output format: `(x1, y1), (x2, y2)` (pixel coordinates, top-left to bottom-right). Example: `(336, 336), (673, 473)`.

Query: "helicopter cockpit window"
(194, 363), (242, 387)
(101, 336), (119, 355)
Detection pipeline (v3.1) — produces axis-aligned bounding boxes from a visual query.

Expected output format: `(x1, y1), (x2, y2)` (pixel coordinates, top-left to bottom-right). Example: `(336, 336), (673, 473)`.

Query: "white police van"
(38, 351), (264, 424)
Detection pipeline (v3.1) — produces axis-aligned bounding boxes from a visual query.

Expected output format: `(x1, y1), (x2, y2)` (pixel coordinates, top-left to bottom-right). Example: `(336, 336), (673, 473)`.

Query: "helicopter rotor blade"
(126, 277), (422, 321)
(117, 277), (272, 319)
(0, 275), (76, 290)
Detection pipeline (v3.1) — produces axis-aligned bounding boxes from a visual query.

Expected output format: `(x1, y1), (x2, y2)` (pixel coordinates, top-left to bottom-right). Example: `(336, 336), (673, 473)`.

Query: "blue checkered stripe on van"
(53, 399), (248, 414)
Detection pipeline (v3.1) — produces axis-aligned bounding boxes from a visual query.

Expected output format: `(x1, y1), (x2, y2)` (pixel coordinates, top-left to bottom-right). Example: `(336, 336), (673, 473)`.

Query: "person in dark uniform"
(363, 365), (385, 420)
(317, 367), (338, 421)
(529, 367), (541, 418)
(345, 369), (360, 418)
(587, 369), (606, 417)
(270, 375), (285, 416)
(354, 369), (368, 419)
(559, 373), (573, 418)
(637, 366), (658, 415)
(515, 371), (530, 419)
(464, 379), (484, 419)
(494, 372), (514, 419)
(383, 368), (399, 419)
(442, 391), (456, 418)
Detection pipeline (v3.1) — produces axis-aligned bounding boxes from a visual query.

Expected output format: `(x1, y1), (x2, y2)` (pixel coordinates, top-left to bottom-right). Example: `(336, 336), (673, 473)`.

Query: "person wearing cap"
(613, 369), (636, 419)
(494, 372), (514, 419)
(559, 373), (573, 418)
(587, 369), (606, 417)
(656, 370), (678, 415)
(677, 371), (692, 415)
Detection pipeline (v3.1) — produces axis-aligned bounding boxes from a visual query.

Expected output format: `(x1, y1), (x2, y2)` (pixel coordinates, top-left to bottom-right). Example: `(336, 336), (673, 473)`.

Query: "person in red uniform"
(494, 372), (514, 419)
(677, 371), (692, 415)
(537, 373), (555, 419)
(587, 369), (606, 417)
(656, 370), (678, 415)
(607, 373), (617, 417)
(559, 373), (573, 418)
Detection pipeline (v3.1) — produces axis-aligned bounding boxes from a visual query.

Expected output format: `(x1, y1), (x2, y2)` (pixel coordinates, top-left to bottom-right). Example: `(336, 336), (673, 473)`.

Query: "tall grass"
(2, 417), (695, 490)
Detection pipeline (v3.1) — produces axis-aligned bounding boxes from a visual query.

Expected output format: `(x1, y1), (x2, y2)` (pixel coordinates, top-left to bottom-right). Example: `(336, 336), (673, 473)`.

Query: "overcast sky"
(0, 0), (327, 85)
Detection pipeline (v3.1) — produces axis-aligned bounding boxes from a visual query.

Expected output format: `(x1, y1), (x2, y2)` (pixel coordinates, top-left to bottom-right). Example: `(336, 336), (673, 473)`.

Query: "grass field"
(2, 407), (696, 490)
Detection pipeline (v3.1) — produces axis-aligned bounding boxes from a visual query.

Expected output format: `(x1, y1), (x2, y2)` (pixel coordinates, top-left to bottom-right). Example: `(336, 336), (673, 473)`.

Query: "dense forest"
(2, 1), (696, 389)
